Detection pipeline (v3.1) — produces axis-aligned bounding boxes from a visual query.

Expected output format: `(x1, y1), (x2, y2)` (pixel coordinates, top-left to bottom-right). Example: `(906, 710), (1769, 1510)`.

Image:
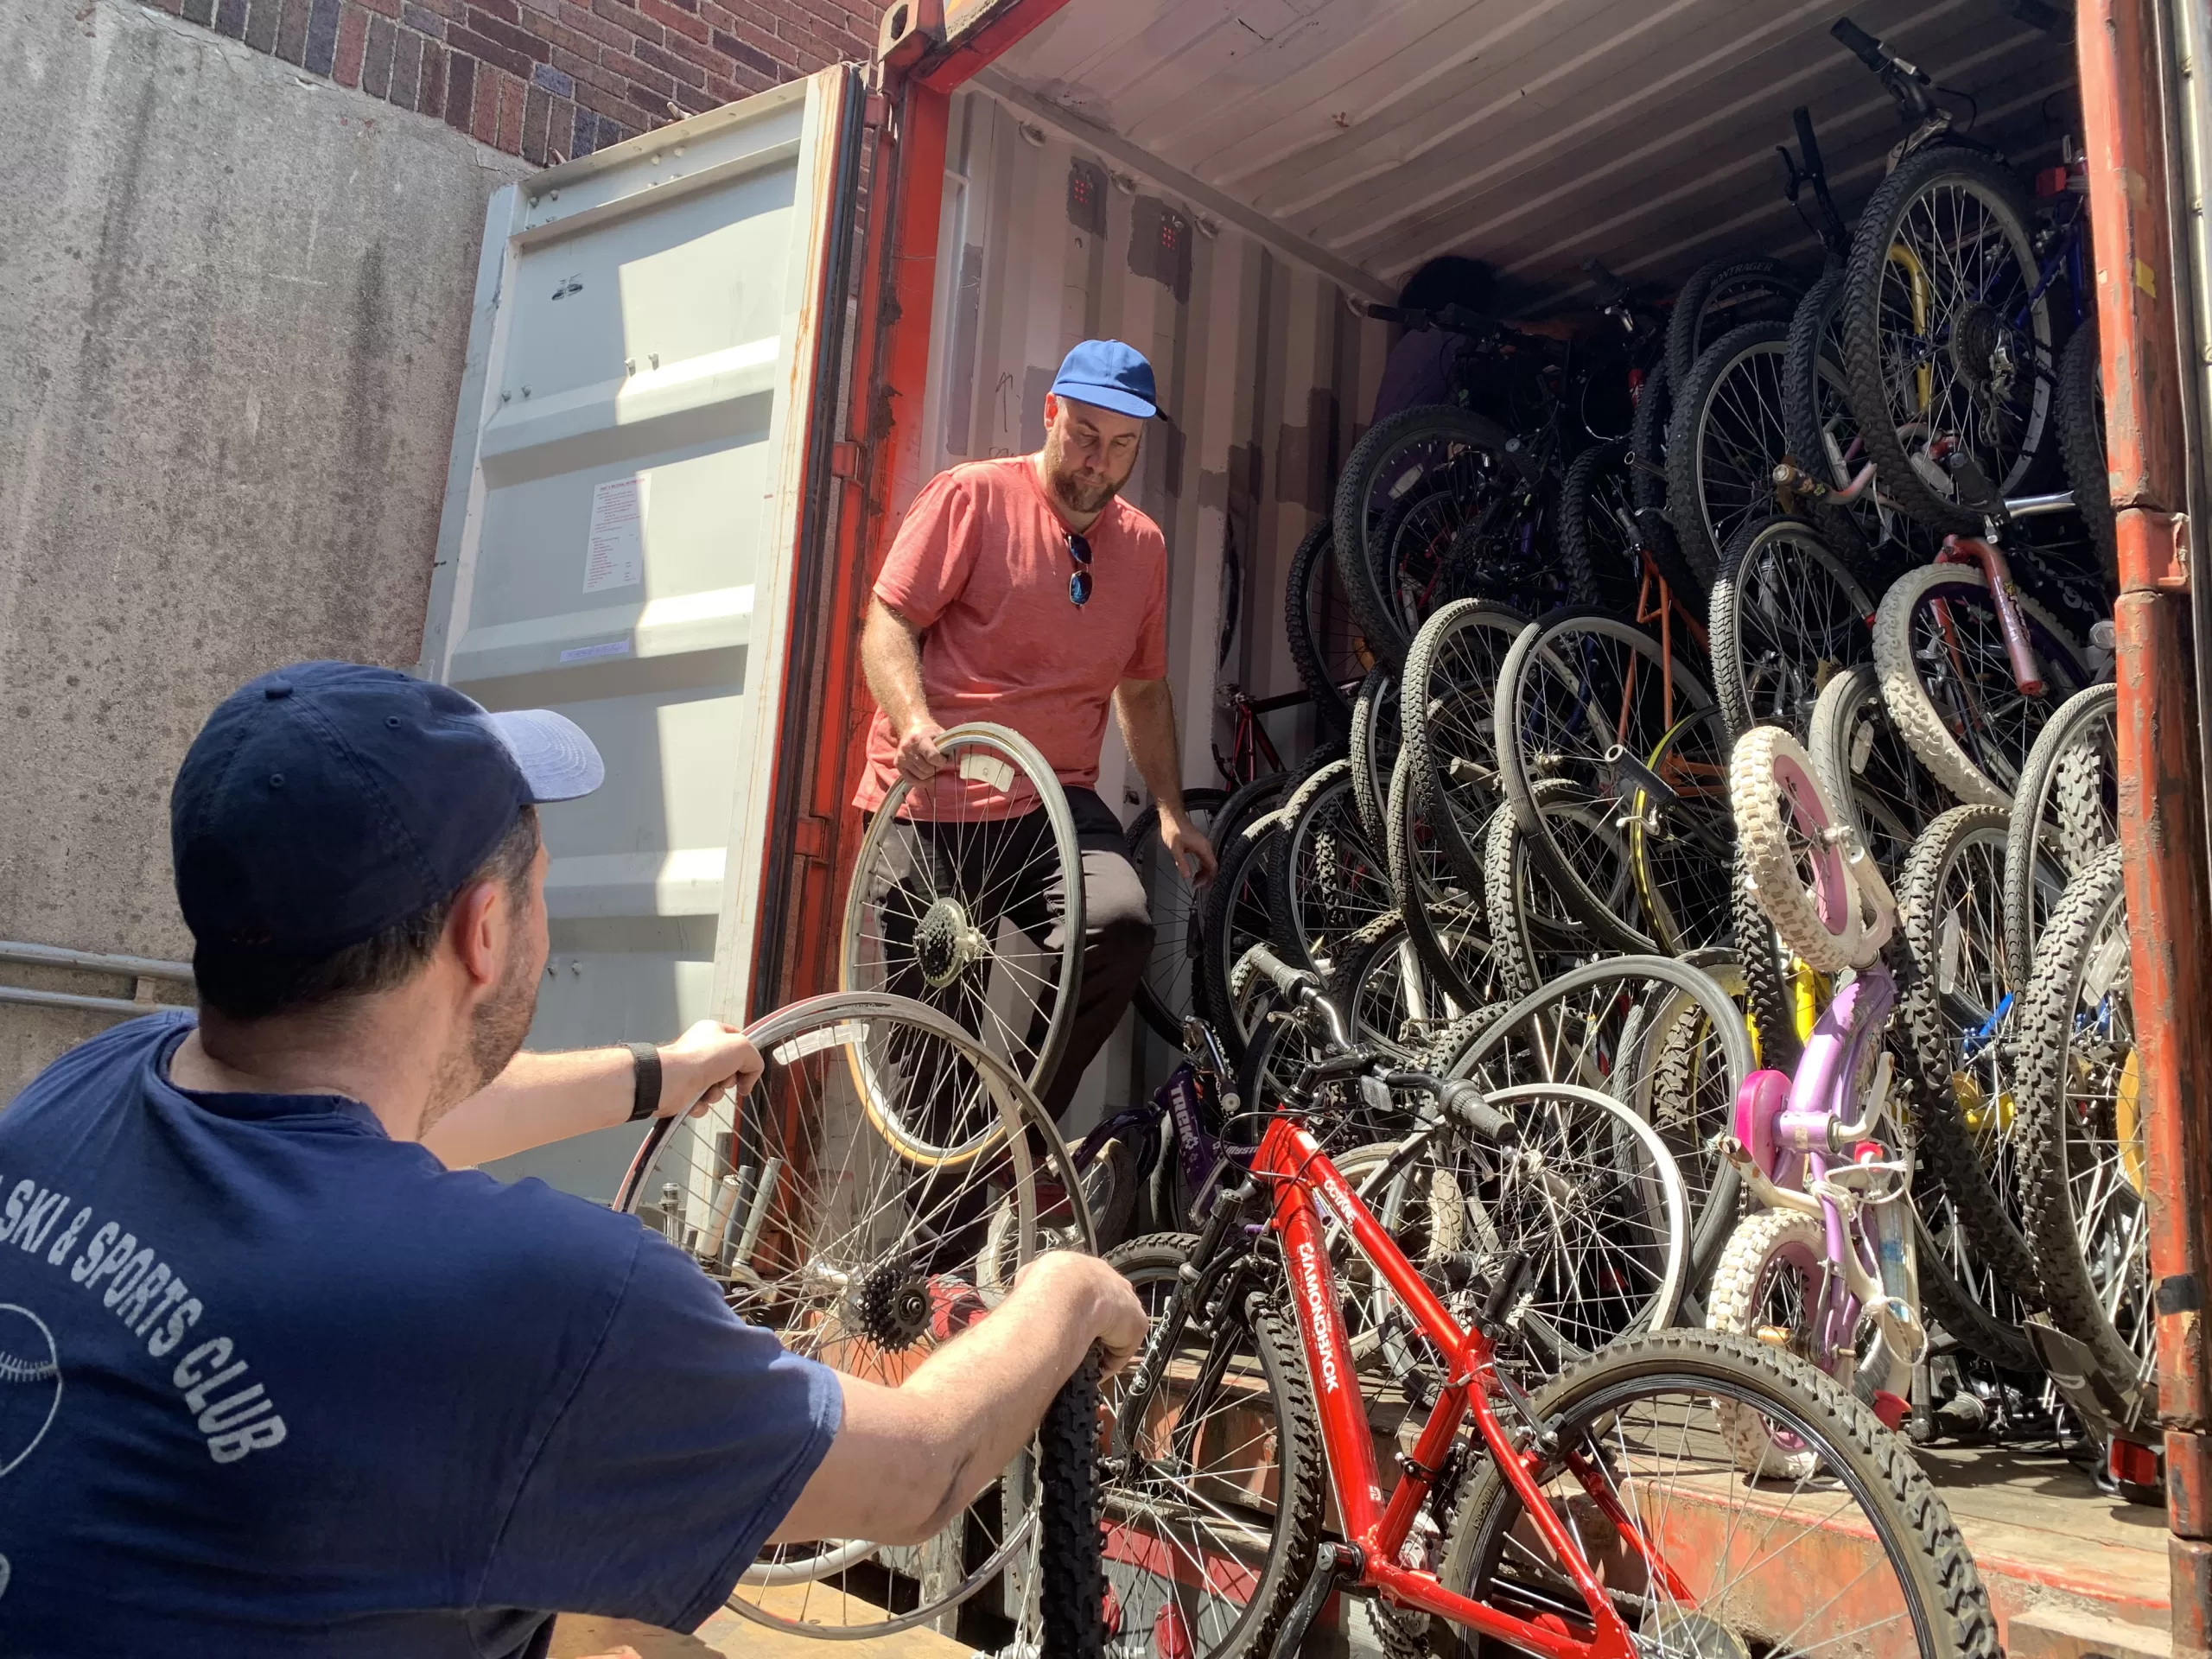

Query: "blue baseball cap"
(1050, 340), (1157, 419)
(171, 661), (604, 956)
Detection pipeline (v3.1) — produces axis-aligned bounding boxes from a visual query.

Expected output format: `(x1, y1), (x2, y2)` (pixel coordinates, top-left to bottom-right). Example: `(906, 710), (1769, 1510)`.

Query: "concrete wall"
(0, 0), (531, 1101)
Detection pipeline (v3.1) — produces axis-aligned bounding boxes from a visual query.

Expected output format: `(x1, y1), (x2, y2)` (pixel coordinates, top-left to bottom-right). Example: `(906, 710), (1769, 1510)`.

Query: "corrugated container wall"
(911, 85), (1395, 1116)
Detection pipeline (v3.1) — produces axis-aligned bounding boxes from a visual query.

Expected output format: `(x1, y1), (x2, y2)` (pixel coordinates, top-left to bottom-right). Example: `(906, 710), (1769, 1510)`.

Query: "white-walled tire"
(1706, 1207), (1840, 1480)
(1872, 563), (2088, 808)
(1731, 726), (1860, 973)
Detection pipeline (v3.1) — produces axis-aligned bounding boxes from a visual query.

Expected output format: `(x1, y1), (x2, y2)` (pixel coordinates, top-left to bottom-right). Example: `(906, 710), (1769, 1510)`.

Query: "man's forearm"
(421, 1048), (632, 1167)
(1115, 677), (1186, 816)
(862, 600), (932, 734)
(769, 1253), (1122, 1546)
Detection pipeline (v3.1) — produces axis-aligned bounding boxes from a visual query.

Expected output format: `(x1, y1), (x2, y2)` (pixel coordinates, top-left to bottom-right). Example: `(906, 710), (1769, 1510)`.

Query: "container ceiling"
(990, 0), (2079, 308)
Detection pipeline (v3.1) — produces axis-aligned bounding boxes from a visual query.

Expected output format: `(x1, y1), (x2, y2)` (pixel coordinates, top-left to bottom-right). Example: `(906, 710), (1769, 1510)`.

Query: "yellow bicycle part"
(2114, 1046), (2145, 1197)
(1887, 239), (1934, 414)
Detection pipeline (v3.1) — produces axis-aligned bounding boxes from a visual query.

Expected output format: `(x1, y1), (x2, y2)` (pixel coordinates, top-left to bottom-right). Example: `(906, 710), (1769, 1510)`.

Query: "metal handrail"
(0, 940), (192, 981)
(0, 938), (194, 1019)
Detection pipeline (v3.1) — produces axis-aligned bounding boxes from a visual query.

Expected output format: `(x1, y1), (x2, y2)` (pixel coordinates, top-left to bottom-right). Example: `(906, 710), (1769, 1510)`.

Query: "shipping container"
(429, 1), (2084, 1192)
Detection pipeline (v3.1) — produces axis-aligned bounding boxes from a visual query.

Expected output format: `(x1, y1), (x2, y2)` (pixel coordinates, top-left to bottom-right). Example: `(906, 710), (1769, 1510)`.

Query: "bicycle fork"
(1935, 535), (2046, 695)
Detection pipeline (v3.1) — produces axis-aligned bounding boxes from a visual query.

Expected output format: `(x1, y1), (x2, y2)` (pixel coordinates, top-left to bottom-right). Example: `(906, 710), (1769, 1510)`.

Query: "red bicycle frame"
(1250, 1115), (1691, 1659)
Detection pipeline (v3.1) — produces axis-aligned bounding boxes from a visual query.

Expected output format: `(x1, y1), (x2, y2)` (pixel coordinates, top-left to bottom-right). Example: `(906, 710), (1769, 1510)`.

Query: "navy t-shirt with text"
(0, 1011), (842, 1655)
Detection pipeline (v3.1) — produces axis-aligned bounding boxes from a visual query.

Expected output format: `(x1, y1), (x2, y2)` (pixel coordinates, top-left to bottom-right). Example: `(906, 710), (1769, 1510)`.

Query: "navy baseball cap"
(171, 661), (604, 956)
(1050, 340), (1157, 419)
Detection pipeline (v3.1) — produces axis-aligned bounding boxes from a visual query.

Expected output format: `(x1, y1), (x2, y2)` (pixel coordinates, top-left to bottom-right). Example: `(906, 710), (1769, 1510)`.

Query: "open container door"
(418, 66), (864, 1198)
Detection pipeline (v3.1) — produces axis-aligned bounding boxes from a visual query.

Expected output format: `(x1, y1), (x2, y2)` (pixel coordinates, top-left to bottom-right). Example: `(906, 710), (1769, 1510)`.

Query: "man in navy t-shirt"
(0, 662), (1142, 1655)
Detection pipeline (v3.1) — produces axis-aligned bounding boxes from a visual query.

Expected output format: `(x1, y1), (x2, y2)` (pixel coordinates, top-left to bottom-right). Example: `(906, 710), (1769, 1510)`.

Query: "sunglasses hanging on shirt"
(1064, 531), (1093, 607)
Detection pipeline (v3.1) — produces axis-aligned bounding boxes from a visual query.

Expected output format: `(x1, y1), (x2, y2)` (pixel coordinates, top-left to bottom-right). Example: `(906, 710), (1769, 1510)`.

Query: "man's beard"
(420, 939), (540, 1137)
(1044, 441), (1130, 516)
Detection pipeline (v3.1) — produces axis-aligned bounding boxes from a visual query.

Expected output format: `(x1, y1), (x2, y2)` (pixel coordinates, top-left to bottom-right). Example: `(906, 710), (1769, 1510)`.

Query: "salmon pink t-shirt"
(856, 455), (1169, 817)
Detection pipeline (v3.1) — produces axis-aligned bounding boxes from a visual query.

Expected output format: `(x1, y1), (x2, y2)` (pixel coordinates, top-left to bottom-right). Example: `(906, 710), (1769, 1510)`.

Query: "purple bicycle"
(1711, 724), (1928, 1476)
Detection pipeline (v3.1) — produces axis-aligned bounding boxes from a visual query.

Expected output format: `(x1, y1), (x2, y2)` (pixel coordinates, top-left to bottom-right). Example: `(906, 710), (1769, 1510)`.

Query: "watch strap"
(626, 1042), (663, 1122)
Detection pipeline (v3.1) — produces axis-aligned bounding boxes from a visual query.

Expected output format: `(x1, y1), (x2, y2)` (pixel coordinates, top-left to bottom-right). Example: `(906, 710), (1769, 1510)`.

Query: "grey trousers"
(868, 786), (1154, 1122)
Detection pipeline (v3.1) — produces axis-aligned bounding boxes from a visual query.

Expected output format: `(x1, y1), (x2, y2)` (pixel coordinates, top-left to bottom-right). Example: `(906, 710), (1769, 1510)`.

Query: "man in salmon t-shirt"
(856, 340), (1217, 1122)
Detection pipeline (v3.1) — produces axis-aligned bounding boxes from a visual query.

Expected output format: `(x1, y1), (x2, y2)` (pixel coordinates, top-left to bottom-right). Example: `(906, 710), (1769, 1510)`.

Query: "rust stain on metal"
(2082, 0), (2212, 1584)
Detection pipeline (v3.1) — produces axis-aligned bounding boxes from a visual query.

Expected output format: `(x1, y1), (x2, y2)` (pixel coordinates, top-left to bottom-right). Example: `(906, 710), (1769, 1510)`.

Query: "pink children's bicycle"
(1712, 724), (1929, 1476)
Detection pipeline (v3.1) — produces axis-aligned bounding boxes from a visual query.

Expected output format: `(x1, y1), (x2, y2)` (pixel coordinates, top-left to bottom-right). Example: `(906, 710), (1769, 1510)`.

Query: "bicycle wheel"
(1020, 1351), (1107, 1659)
(1431, 955), (1751, 1281)
(1332, 405), (1528, 665)
(1840, 146), (2054, 534)
(1400, 600), (1525, 891)
(1667, 321), (1795, 582)
(1323, 909), (1480, 1059)
(1732, 843), (1803, 1074)
(1914, 1184), (2039, 1373)
(1268, 757), (1393, 975)
(1707, 1207), (1894, 1478)
(1558, 442), (1643, 614)
(1385, 741), (1506, 1012)
(614, 992), (1091, 1637)
(1808, 664), (1951, 886)
(1096, 1234), (1324, 1659)
(1625, 703), (1736, 956)
(1666, 252), (1807, 397)
(1433, 1330), (1999, 1659)
(1617, 949), (1758, 1281)
(1731, 726), (1870, 974)
(1630, 359), (1673, 516)
(1709, 516), (1875, 742)
(1896, 804), (2048, 1303)
(1495, 609), (1717, 950)
(1374, 1082), (1689, 1383)
(1873, 561), (2089, 806)
(2013, 845), (2156, 1415)
(1482, 787), (1607, 1001)
(1193, 772), (1300, 1055)
(1348, 664), (1402, 849)
(1198, 836), (1280, 1059)
(1282, 521), (1364, 738)
(2056, 320), (2118, 585)
(843, 722), (1084, 1144)
(2002, 683), (2118, 978)
(1128, 787), (1230, 1044)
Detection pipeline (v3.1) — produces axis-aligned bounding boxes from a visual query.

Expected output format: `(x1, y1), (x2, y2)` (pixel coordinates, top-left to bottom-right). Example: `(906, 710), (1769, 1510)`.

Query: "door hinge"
(830, 441), (862, 480)
(793, 815), (833, 862)
(864, 92), (892, 130)
(2160, 512), (2191, 592)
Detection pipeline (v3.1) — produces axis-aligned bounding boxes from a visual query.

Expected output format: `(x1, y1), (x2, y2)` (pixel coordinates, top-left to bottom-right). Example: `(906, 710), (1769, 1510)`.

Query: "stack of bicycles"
(1118, 2), (2149, 1506)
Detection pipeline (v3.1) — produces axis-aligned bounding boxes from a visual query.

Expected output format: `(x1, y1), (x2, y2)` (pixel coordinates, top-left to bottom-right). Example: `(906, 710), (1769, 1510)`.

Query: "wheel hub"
(913, 897), (985, 991)
(849, 1256), (933, 1351)
(1948, 302), (2012, 401)
(1640, 1609), (1754, 1659)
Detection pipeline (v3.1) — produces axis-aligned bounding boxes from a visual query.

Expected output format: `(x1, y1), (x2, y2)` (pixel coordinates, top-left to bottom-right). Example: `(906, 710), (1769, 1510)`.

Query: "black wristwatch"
(626, 1042), (664, 1122)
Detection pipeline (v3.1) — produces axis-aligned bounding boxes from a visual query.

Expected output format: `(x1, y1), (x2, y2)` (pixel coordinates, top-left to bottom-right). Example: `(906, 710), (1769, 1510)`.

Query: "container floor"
(548, 1439), (2174, 1658)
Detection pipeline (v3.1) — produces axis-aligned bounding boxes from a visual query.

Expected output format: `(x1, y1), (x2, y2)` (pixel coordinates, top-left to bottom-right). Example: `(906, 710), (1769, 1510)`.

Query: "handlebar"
(1829, 16), (1885, 69)
(1443, 1081), (1518, 1147)
(1382, 1071), (1519, 1147)
(1830, 16), (1936, 124)
(1235, 950), (1518, 1145)
(1239, 942), (1318, 1003)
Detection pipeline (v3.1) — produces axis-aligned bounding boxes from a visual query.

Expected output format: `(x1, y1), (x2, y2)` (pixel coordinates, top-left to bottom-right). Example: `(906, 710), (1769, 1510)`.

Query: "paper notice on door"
(582, 475), (647, 594)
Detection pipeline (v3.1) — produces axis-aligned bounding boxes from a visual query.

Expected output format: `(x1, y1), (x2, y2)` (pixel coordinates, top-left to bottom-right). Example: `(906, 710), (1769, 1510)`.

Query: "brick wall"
(156, 0), (885, 162)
